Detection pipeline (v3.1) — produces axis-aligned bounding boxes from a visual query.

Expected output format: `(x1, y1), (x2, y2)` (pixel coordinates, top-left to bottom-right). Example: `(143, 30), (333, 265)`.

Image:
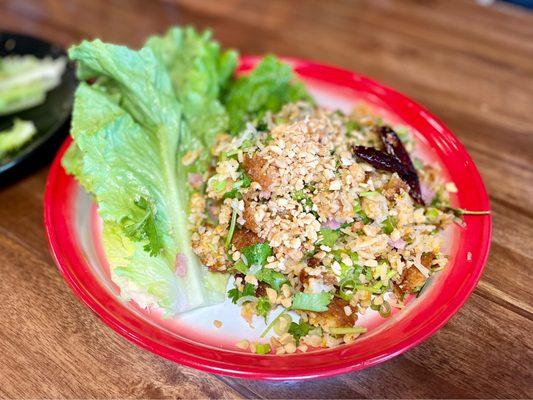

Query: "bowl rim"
(44, 56), (492, 380)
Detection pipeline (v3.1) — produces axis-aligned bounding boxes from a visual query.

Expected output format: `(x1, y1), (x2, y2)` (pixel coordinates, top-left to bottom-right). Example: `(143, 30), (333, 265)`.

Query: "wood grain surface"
(1, 0), (532, 398)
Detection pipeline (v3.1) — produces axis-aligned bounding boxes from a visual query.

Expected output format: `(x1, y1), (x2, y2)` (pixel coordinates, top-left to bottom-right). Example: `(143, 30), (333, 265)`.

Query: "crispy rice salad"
(189, 102), (466, 354)
(63, 26), (489, 356)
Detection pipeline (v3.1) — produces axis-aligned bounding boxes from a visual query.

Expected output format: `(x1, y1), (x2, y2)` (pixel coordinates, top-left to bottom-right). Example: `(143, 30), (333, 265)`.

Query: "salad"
(63, 26), (487, 354)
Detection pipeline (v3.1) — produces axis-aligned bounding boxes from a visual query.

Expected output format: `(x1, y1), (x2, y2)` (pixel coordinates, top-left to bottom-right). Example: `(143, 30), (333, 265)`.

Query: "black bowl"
(0, 31), (76, 181)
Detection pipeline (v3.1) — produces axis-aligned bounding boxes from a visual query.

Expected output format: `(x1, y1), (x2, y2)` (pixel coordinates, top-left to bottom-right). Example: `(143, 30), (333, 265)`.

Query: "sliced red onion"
(175, 253), (188, 277)
(259, 190), (272, 199)
(420, 183), (435, 205)
(322, 218), (341, 230)
(188, 173), (203, 189)
(207, 204), (217, 221)
(236, 295), (259, 306)
(388, 238), (407, 250)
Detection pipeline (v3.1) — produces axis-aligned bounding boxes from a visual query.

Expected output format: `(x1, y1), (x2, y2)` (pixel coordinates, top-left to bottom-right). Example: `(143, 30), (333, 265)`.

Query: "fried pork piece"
(242, 154), (274, 190)
(242, 203), (259, 232)
(399, 267), (425, 293)
(397, 252), (434, 294)
(309, 298), (357, 329)
(232, 228), (263, 251)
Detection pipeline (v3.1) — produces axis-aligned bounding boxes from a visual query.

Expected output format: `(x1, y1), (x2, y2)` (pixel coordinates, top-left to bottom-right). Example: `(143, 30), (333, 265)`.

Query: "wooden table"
(1, 0), (532, 398)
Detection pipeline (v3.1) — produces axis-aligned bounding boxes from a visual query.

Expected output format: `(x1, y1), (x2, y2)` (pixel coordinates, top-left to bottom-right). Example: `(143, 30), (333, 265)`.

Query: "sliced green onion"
(292, 190), (306, 201)
(339, 282), (383, 298)
(386, 269), (398, 279)
(273, 313), (293, 336)
(255, 343), (271, 354)
(335, 291), (353, 301)
(213, 179), (227, 193)
(223, 188), (241, 199)
(413, 158), (424, 170)
(382, 217), (395, 234)
(345, 120), (361, 133)
(378, 301), (391, 318)
(329, 326), (367, 335)
(359, 191), (378, 198)
(225, 206), (238, 250)
(241, 173), (251, 188)
(416, 281), (428, 298)
(425, 207), (439, 221)
(264, 134), (274, 144)
(353, 200), (370, 224)
(365, 268), (373, 281)
(339, 278), (357, 299)
(355, 284), (382, 294)
(353, 200), (362, 214)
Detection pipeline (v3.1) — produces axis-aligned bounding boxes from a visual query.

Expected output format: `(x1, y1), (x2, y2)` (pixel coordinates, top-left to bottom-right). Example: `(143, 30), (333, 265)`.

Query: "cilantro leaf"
(227, 288), (240, 304)
(255, 268), (288, 292)
(291, 291), (333, 312)
(318, 228), (340, 248)
(223, 55), (311, 135)
(227, 283), (256, 304)
(231, 259), (248, 274)
(242, 243), (272, 267)
(121, 197), (163, 256)
(256, 296), (272, 319)
(288, 320), (313, 343)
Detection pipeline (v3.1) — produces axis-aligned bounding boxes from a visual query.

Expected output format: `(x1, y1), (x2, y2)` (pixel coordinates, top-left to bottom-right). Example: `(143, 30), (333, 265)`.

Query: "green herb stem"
(329, 326), (367, 335)
(443, 207), (490, 217)
(260, 310), (287, 338)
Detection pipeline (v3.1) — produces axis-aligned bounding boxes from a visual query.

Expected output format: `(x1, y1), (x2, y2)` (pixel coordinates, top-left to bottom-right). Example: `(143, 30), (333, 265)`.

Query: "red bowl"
(44, 56), (491, 380)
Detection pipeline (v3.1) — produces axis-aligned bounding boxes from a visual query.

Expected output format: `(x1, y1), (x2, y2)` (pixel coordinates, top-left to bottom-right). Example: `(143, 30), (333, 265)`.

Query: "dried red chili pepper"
(377, 126), (414, 169)
(353, 142), (425, 205)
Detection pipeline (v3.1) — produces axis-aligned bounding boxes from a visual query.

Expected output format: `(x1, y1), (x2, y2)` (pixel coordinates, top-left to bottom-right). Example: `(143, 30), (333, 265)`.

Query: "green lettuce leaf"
(223, 55), (311, 134)
(65, 35), (228, 314)
(241, 242), (272, 267)
(146, 27), (237, 172)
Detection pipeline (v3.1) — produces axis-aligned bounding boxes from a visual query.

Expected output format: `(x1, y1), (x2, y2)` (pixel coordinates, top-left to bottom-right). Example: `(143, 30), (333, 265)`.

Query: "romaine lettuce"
(146, 27), (237, 173)
(63, 26), (310, 315)
(66, 36), (229, 314)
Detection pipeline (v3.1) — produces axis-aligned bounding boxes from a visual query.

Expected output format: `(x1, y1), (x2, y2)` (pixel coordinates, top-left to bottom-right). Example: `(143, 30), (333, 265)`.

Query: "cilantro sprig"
(288, 320), (313, 343)
(227, 283), (256, 304)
